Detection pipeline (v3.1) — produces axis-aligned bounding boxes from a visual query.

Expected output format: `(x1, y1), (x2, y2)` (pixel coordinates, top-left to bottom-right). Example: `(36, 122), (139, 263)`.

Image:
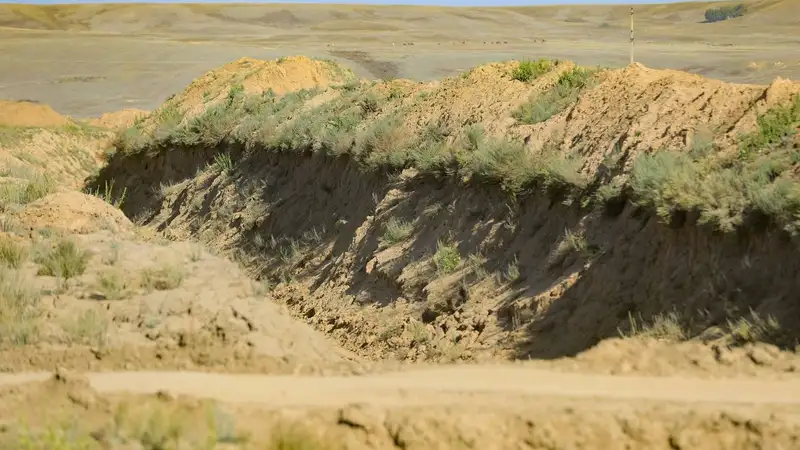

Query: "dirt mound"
(535, 66), (799, 174)
(92, 57), (800, 374)
(88, 108), (149, 130)
(0, 100), (111, 192)
(166, 55), (356, 120)
(0, 99), (70, 128)
(0, 225), (360, 373)
(551, 338), (800, 378)
(14, 191), (134, 236)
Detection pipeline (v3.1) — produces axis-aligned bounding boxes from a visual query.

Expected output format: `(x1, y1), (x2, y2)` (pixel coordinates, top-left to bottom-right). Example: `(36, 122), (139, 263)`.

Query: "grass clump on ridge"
(511, 59), (555, 82)
(107, 68), (591, 200)
(738, 95), (799, 159)
(109, 62), (800, 238)
(0, 125), (37, 148)
(627, 95), (800, 235)
(513, 66), (599, 125)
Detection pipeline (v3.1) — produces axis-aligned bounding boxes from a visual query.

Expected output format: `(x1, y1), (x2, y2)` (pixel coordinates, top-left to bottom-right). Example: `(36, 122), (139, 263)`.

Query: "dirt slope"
(91, 55), (800, 374)
(0, 100), (110, 190)
(88, 108), (149, 130)
(0, 196), (360, 374)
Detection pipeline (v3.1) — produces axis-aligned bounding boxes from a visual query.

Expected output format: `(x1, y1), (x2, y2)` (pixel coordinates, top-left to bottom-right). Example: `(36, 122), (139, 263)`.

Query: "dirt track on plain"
(2, 366), (799, 409)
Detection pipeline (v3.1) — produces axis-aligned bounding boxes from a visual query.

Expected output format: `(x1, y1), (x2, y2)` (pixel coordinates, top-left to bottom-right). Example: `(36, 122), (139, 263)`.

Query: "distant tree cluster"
(704, 4), (747, 23)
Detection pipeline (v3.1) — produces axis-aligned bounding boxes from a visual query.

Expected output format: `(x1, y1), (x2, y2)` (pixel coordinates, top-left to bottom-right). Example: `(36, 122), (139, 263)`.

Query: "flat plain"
(0, 0), (798, 117)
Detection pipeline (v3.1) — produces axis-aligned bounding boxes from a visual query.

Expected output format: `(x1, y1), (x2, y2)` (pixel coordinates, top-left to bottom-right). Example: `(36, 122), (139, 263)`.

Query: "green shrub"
(513, 66), (598, 124)
(511, 59), (554, 82)
(739, 95), (799, 158)
(381, 217), (414, 245)
(0, 238), (28, 269)
(357, 116), (409, 169)
(433, 240), (461, 275)
(0, 175), (56, 212)
(629, 147), (800, 234)
(35, 239), (91, 283)
(0, 268), (41, 346)
(704, 4), (746, 23)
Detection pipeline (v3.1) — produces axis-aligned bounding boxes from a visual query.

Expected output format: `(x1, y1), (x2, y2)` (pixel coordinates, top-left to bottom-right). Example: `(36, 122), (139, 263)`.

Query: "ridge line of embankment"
(86, 57), (800, 368)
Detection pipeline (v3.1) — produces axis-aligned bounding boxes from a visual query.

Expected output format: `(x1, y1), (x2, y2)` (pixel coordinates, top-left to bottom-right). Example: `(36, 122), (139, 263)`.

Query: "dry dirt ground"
(1, 1), (800, 449)
(0, 0), (798, 117)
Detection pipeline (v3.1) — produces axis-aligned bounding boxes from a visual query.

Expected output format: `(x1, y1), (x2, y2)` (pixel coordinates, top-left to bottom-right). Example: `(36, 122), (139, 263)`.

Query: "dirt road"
(2, 366), (799, 410)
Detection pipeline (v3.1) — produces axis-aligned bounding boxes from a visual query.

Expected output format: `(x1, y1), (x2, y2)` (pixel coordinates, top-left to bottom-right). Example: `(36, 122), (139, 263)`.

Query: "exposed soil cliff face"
(91, 145), (800, 370)
(90, 57), (800, 372)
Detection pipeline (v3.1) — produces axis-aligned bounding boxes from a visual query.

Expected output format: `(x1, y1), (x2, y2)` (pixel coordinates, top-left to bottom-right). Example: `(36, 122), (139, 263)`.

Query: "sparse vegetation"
(513, 66), (598, 124)
(0, 125), (38, 148)
(433, 240), (461, 275)
(10, 407), (327, 450)
(618, 308), (788, 349)
(211, 152), (234, 173)
(380, 217), (414, 245)
(63, 309), (109, 347)
(0, 268), (41, 346)
(407, 319), (431, 345)
(618, 311), (687, 341)
(725, 310), (784, 346)
(0, 237), (28, 269)
(96, 269), (132, 300)
(140, 264), (185, 291)
(511, 59), (554, 82)
(85, 178), (127, 208)
(614, 96), (800, 234)
(0, 174), (56, 209)
(738, 95), (799, 159)
(548, 228), (591, 268)
(503, 255), (520, 283)
(704, 4), (746, 23)
(35, 239), (91, 285)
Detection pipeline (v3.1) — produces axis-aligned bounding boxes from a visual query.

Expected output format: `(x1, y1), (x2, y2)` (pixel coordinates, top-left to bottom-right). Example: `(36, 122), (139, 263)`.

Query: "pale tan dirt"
(14, 191), (134, 236)
(531, 66), (800, 174)
(0, 369), (799, 449)
(0, 100), (111, 189)
(88, 108), (149, 130)
(0, 192), (361, 375)
(0, 99), (70, 127)
(4, 365), (800, 407)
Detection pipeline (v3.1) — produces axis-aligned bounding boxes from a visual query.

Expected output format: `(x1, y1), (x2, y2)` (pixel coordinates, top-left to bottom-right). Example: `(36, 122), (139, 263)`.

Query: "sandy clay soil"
(1, 1), (800, 449)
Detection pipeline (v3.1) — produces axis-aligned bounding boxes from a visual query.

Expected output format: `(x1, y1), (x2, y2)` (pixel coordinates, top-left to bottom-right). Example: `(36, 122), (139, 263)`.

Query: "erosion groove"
(90, 56), (800, 369)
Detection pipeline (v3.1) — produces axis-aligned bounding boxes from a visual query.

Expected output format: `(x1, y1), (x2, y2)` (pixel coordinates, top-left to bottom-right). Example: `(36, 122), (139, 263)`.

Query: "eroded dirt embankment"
(89, 56), (800, 374)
